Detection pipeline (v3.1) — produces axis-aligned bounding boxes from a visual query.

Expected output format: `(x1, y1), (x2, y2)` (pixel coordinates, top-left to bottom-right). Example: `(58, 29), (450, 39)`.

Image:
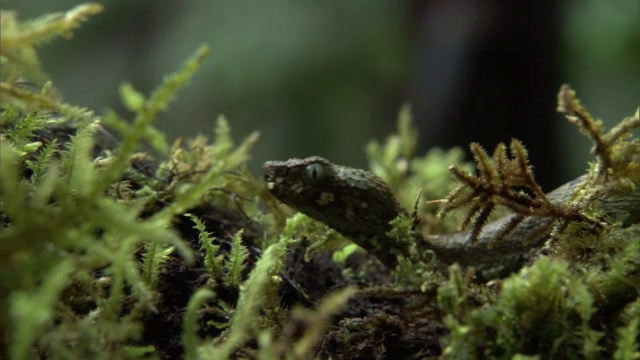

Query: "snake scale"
(264, 156), (640, 279)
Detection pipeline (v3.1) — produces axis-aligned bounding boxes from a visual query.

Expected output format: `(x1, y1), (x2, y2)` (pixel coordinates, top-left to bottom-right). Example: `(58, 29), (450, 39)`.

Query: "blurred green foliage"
(9, 0), (639, 180)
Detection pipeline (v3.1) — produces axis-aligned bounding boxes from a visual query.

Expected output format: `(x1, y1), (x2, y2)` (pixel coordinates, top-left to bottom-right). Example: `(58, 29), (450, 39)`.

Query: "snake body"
(264, 156), (640, 279)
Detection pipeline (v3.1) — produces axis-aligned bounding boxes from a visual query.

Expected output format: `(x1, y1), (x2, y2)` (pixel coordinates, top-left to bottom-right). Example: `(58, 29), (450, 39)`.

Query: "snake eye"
(305, 163), (325, 181)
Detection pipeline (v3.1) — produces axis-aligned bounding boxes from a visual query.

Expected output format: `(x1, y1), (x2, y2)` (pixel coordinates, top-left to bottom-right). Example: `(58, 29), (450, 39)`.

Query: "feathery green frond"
(205, 241), (284, 359)
(224, 229), (249, 288)
(613, 314), (639, 360)
(141, 242), (175, 289)
(186, 213), (224, 278)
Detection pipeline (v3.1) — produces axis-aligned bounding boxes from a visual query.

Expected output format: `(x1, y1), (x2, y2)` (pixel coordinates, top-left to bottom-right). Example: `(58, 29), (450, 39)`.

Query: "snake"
(263, 156), (640, 279)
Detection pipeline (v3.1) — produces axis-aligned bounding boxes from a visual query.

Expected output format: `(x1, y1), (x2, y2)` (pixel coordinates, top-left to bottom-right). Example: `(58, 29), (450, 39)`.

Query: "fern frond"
(61, 120), (99, 196)
(185, 213), (224, 278)
(224, 229), (249, 288)
(141, 242), (175, 289)
(26, 138), (58, 183)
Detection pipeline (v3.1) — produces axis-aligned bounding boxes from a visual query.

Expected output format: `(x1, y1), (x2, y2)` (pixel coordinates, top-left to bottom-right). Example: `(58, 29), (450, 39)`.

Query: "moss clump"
(1, 4), (262, 358)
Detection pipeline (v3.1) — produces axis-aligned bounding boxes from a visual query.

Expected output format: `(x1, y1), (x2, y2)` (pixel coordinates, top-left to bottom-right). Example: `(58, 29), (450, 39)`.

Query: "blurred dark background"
(9, 0), (640, 190)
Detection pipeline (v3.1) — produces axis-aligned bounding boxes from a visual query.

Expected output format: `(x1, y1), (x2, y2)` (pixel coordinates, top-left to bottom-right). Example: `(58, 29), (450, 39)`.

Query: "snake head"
(263, 156), (403, 241)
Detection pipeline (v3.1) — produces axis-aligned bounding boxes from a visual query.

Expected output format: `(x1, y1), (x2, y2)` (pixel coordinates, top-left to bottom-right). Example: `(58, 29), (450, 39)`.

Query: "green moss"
(186, 213), (224, 278)
(224, 230), (249, 288)
(203, 231), (292, 358)
(0, 4), (256, 358)
(366, 106), (477, 236)
(613, 304), (640, 360)
(1, 3), (639, 359)
(439, 258), (602, 358)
